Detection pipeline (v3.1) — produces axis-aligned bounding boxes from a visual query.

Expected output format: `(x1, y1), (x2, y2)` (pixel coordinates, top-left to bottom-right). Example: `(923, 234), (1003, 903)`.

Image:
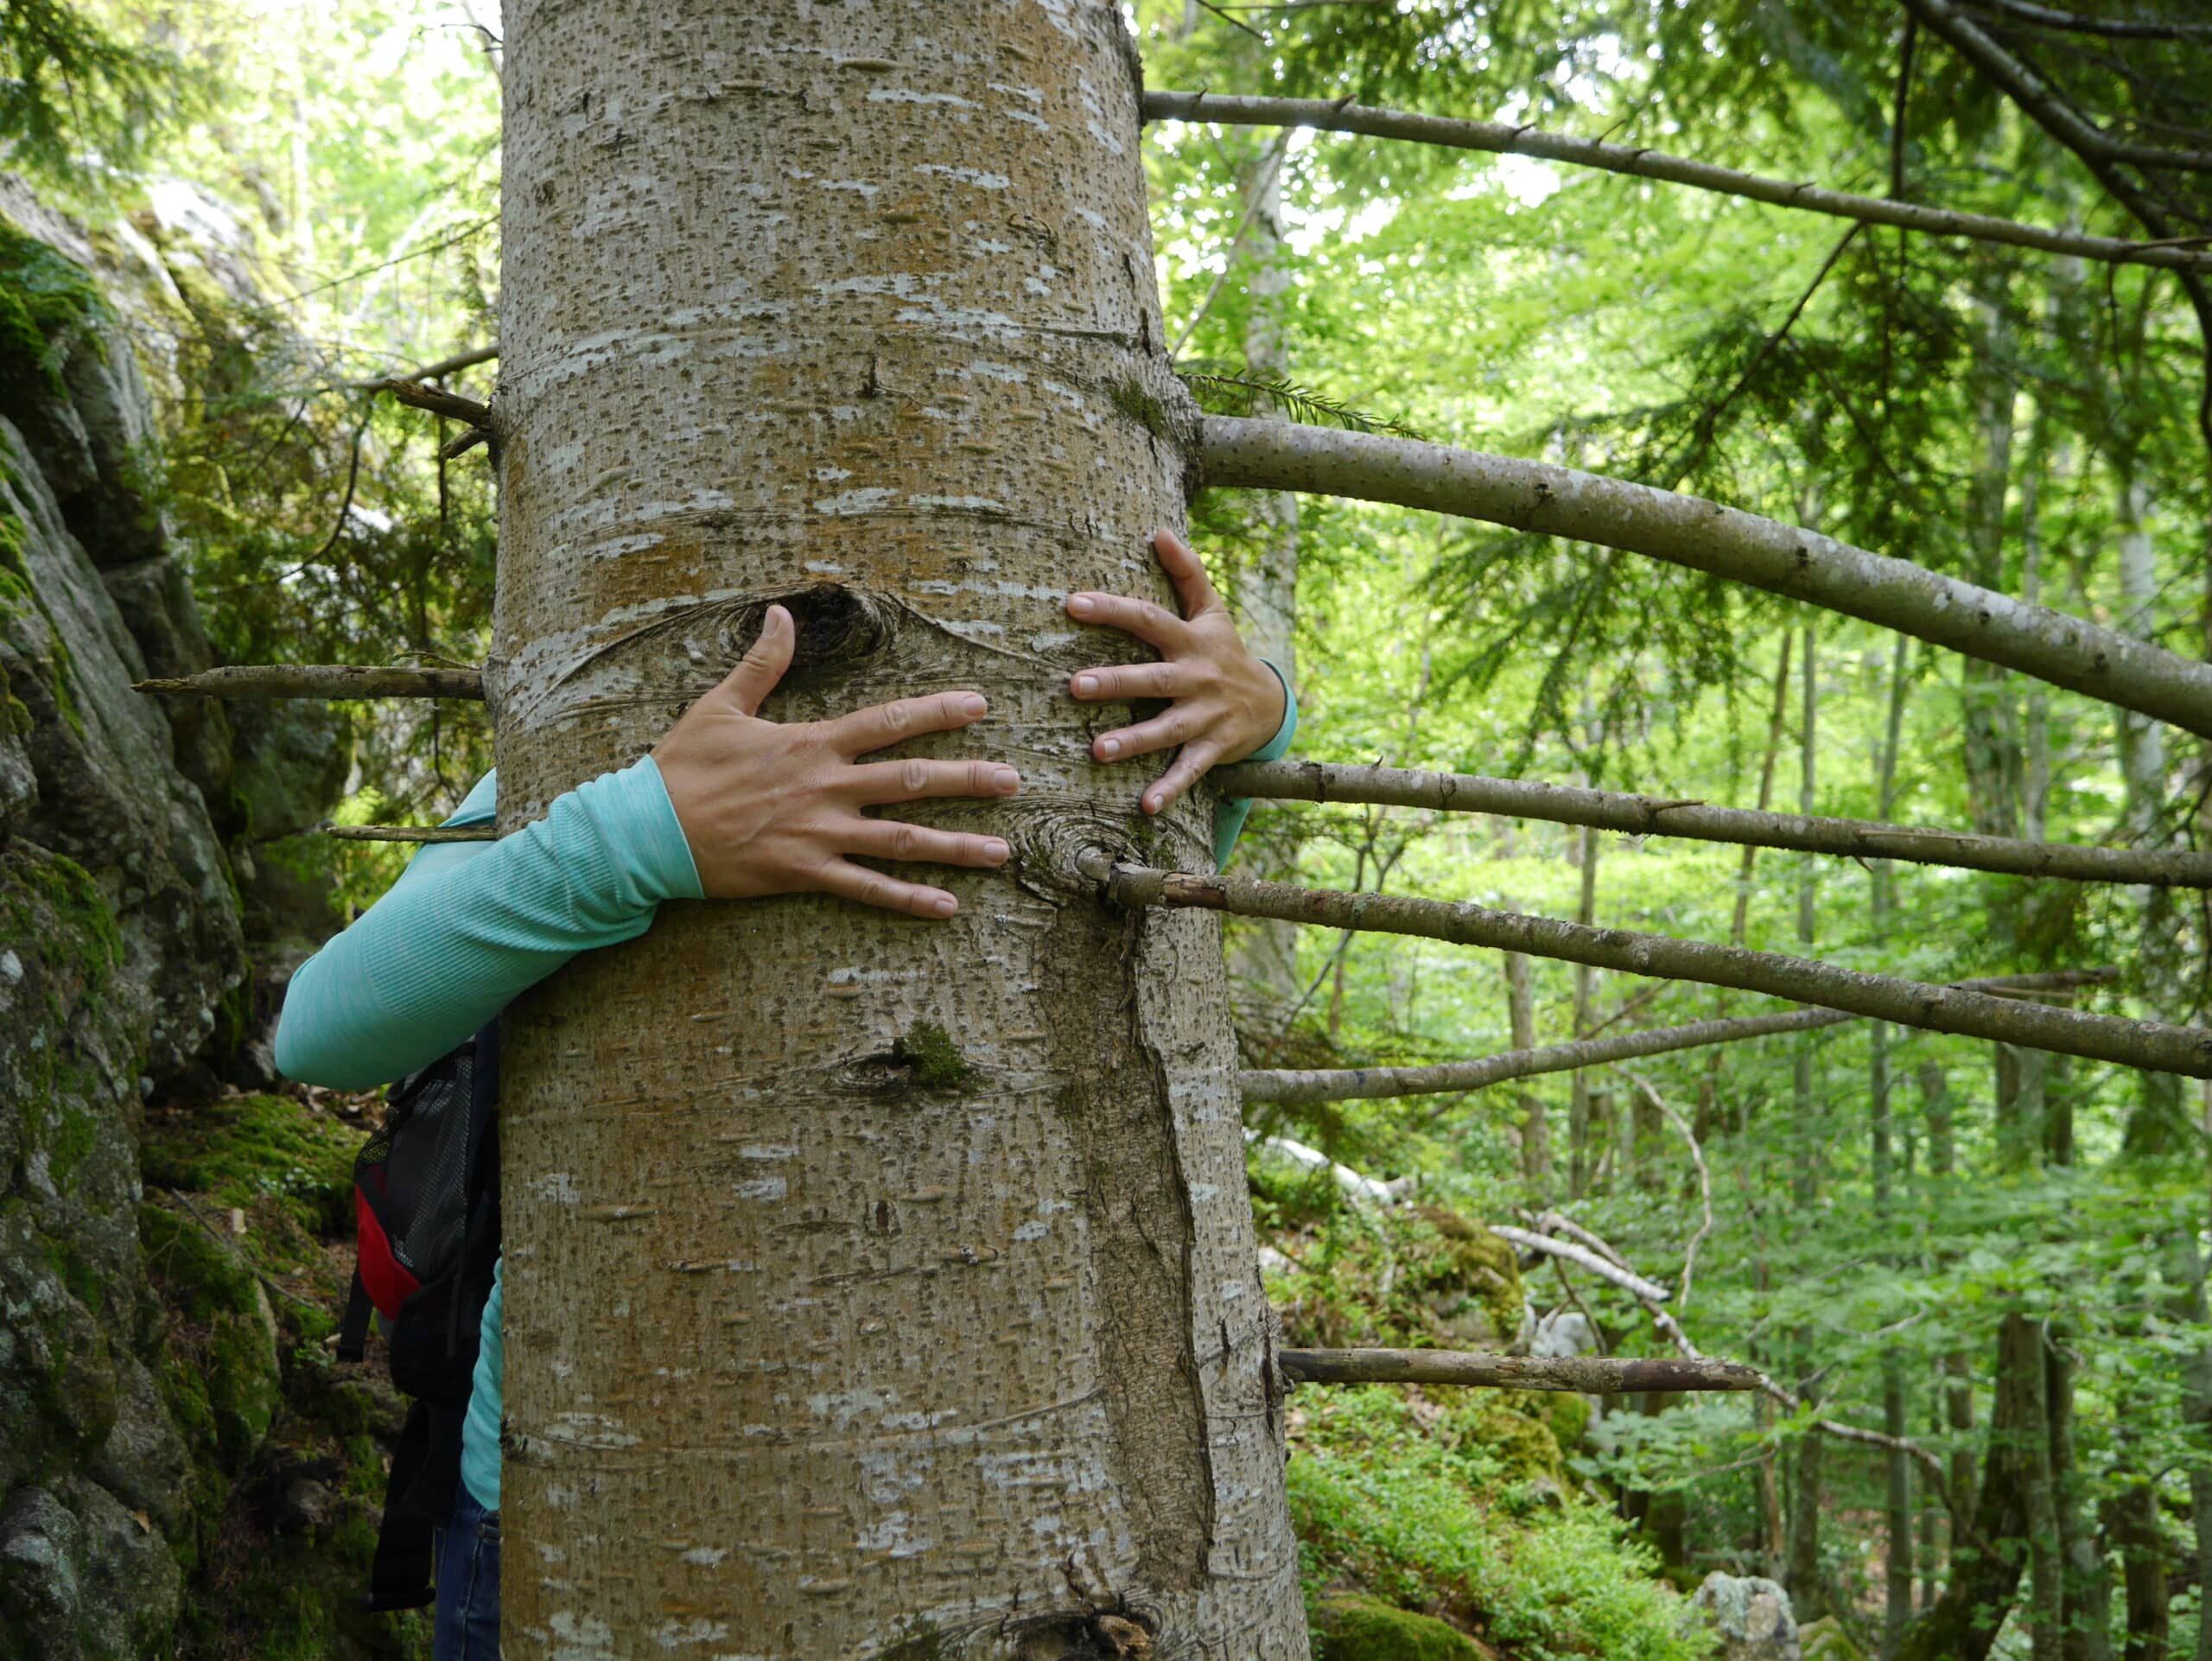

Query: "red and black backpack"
(337, 1021), (502, 1611)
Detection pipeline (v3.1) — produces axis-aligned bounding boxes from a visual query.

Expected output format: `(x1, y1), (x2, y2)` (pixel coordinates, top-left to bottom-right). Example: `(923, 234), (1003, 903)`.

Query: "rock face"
(1692, 1573), (1802, 1661)
(0, 178), (367, 1658)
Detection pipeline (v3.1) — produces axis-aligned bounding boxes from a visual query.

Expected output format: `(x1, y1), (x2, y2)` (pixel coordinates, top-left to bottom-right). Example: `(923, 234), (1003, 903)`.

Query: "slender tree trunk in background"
(1503, 933), (1549, 1186)
(2050, 1327), (2113, 1661)
(1785, 620), (1826, 1621)
(2022, 1320), (2063, 1661)
(1226, 132), (1305, 1032)
(1872, 637), (1913, 1657)
(1569, 824), (1601, 1199)
(1697, 633), (1792, 1142)
(2112, 1455), (2170, 1661)
(492, 5), (1306, 1651)
(1896, 1314), (2041, 1661)
(1923, 1060), (1980, 1571)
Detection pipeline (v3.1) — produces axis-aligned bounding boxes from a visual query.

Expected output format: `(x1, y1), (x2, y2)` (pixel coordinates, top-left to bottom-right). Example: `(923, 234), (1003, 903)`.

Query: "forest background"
(7, 0), (2211, 1656)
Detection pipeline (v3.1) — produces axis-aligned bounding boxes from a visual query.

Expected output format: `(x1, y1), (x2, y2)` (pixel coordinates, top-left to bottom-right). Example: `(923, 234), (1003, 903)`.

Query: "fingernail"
(1073, 673), (1097, 697)
(961, 693), (988, 718)
(1144, 792), (1160, 814)
(931, 894), (957, 917)
(1098, 737), (1120, 760)
(1067, 595), (1094, 619)
(993, 767), (1020, 792)
(984, 838), (1010, 862)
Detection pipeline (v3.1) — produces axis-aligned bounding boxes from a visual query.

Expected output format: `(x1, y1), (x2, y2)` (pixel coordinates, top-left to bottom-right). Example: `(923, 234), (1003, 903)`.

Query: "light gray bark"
(491, 4), (1306, 1652)
(1213, 756), (2212, 886)
(1140, 92), (2212, 268)
(1102, 862), (2212, 1075)
(1198, 417), (2212, 740)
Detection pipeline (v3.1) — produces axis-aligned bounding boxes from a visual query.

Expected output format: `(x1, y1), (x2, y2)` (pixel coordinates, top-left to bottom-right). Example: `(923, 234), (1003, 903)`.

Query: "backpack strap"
(336, 1269), (373, 1365)
(362, 1397), (464, 1611)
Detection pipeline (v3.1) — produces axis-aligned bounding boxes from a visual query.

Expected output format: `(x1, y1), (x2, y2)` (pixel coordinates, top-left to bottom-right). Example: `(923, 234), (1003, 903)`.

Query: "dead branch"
(373, 377), (493, 426)
(1962, 0), (2212, 39)
(1491, 1224), (1677, 1302)
(1198, 417), (2212, 740)
(135, 665), (485, 700)
(1275, 1346), (1759, 1392)
(1142, 90), (2212, 266)
(322, 824), (495, 843)
(1619, 1068), (1713, 1308)
(346, 343), (499, 391)
(441, 428), (490, 461)
(1214, 758), (2212, 887)
(1096, 858), (2210, 1076)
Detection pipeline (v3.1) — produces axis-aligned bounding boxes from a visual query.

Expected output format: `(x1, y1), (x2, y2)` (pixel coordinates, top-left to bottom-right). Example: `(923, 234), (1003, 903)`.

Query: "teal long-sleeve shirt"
(277, 684), (1297, 1512)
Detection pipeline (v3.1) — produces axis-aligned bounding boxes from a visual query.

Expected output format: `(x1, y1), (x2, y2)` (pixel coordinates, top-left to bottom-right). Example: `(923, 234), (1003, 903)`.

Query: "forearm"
(275, 758), (701, 1088)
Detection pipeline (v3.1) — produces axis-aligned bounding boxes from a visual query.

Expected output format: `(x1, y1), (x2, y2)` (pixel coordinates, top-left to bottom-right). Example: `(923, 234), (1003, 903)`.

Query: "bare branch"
(346, 342), (499, 391)
(1142, 90), (2212, 267)
(1217, 759), (2212, 886)
(322, 824), (495, 843)
(135, 665), (486, 700)
(1963, 0), (2212, 40)
(1619, 1069), (1713, 1308)
(1491, 1224), (1678, 1302)
(441, 427), (490, 461)
(373, 377), (493, 427)
(1198, 417), (2212, 740)
(1095, 859), (2212, 1077)
(1277, 1346), (1760, 1393)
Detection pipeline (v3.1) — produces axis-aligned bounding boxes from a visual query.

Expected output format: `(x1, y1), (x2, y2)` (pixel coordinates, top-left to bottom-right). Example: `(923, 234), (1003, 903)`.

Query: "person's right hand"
(652, 605), (1018, 917)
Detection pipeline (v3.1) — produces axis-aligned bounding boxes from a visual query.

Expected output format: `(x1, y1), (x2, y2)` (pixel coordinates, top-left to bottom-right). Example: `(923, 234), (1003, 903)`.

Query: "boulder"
(0, 1477), (182, 1661)
(1691, 1573), (1802, 1661)
(1313, 1594), (1491, 1661)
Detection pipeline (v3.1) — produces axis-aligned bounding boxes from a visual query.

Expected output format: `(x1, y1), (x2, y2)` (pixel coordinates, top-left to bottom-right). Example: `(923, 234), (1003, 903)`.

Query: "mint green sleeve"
(273, 755), (703, 1090)
(1212, 659), (1299, 871)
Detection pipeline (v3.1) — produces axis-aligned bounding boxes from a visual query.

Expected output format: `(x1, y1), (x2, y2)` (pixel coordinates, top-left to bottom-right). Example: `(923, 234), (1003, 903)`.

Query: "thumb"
(720, 605), (795, 716)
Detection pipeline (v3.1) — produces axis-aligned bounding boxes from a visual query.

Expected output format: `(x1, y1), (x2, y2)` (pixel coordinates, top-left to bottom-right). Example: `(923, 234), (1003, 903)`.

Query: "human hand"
(1065, 528), (1287, 816)
(652, 605), (1019, 916)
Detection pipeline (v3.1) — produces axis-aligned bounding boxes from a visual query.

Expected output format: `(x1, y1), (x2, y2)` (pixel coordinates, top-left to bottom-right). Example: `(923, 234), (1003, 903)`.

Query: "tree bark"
(1784, 623), (1825, 1621)
(1570, 824), (1601, 1197)
(1138, 92), (2212, 270)
(491, 4), (1306, 1652)
(1198, 417), (2212, 740)
(1502, 932), (1549, 1183)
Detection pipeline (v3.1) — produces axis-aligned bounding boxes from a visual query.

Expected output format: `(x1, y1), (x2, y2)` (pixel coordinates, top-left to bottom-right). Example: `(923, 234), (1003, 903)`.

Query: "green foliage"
(1288, 1386), (1714, 1661)
(0, 0), (199, 184)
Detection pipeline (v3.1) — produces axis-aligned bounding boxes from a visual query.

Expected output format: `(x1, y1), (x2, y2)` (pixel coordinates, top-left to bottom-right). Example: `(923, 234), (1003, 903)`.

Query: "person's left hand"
(1065, 528), (1287, 816)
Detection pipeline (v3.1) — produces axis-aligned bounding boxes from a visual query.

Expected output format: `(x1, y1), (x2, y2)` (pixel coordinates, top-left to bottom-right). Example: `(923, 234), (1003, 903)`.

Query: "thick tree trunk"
(491, 5), (1306, 1653)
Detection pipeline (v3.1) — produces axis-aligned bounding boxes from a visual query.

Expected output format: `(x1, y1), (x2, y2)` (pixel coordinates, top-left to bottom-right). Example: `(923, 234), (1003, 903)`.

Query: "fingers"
(1070, 661), (1191, 703)
(815, 859), (961, 920)
(719, 605), (796, 716)
(1151, 527), (1224, 619)
(849, 756), (1023, 806)
(845, 818), (1012, 869)
(1091, 708), (1194, 764)
(1141, 739), (1224, 816)
(829, 689), (991, 756)
(1064, 590), (1192, 652)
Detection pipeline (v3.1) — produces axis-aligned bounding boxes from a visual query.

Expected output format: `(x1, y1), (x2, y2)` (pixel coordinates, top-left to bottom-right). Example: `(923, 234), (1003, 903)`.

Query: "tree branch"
(134, 665), (485, 700)
(1095, 859), (2212, 1077)
(1198, 417), (2212, 739)
(1141, 90), (2212, 267)
(1962, 0), (2212, 40)
(1491, 1224), (1678, 1302)
(1212, 758), (2212, 886)
(373, 377), (493, 426)
(1277, 1347), (1759, 1392)
(321, 824), (495, 843)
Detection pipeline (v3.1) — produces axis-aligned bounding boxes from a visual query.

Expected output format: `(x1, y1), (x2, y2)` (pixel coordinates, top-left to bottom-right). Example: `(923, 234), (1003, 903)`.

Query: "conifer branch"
(1092, 859), (2212, 1077)
(1179, 371), (1424, 441)
(1142, 91), (2212, 267)
(1198, 417), (2212, 740)
(1276, 1347), (1759, 1392)
(1214, 759), (2212, 887)
(134, 665), (486, 700)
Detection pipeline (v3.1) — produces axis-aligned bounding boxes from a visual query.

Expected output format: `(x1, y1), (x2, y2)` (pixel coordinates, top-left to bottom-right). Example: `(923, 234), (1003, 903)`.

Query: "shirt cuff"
(617, 754), (706, 901)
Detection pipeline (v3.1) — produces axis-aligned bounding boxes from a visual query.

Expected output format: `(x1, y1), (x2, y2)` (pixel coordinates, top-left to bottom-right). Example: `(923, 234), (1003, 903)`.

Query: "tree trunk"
(1923, 1059), (1980, 1569)
(1225, 134), (1305, 1029)
(1785, 622), (1824, 1621)
(1503, 933), (1549, 1185)
(2050, 1327), (2113, 1661)
(1569, 824), (1601, 1198)
(1873, 636), (1914, 1657)
(491, 5), (1306, 1652)
(1896, 1314), (2042, 1661)
(2112, 1461), (2170, 1661)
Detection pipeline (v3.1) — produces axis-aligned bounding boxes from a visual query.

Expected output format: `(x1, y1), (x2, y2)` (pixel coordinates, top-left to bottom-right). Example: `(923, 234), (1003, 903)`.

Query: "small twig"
(1618, 1067), (1714, 1308)
(441, 427), (490, 461)
(374, 377), (492, 427)
(1551, 1257), (1609, 1356)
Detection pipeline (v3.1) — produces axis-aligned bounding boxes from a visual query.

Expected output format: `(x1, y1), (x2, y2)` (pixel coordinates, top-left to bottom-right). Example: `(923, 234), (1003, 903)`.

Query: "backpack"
(336, 1021), (502, 1611)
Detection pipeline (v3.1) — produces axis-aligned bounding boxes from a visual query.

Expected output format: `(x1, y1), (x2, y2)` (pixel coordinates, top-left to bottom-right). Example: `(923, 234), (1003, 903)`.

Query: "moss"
(3, 845), (122, 981)
(137, 1204), (281, 1470)
(1544, 1389), (1591, 1457)
(1407, 1208), (1524, 1344)
(1313, 1594), (1488, 1661)
(1797, 1618), (1865, 1660)
(142, 1091), (360, 1244)
(47, 1101), (101, 1186)
(1108, 374), (1175, 440)
(0, 221), (105, 406)
(893, 1021), (976, 1091)
(1462, 1397), (1566, 1488)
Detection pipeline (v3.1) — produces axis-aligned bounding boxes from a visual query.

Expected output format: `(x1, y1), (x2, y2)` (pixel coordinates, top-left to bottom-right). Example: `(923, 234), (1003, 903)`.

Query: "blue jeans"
(433, 1486), (500, 1661)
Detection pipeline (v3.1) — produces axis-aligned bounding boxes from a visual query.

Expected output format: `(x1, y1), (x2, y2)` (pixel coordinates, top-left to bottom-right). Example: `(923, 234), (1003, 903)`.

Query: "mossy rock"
(1462, 1396), (1567, 1489)
(1543, 1390), (1591, 1455)
(1313, 1594), (1489, 1661)
(0, 221), (105, 407)
(1403, 1208), (1524, 1346)
(142, 1090), (360, 1244)
(1797, 1617), (1865, 1660)
(137, 1203), (280, 1471)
